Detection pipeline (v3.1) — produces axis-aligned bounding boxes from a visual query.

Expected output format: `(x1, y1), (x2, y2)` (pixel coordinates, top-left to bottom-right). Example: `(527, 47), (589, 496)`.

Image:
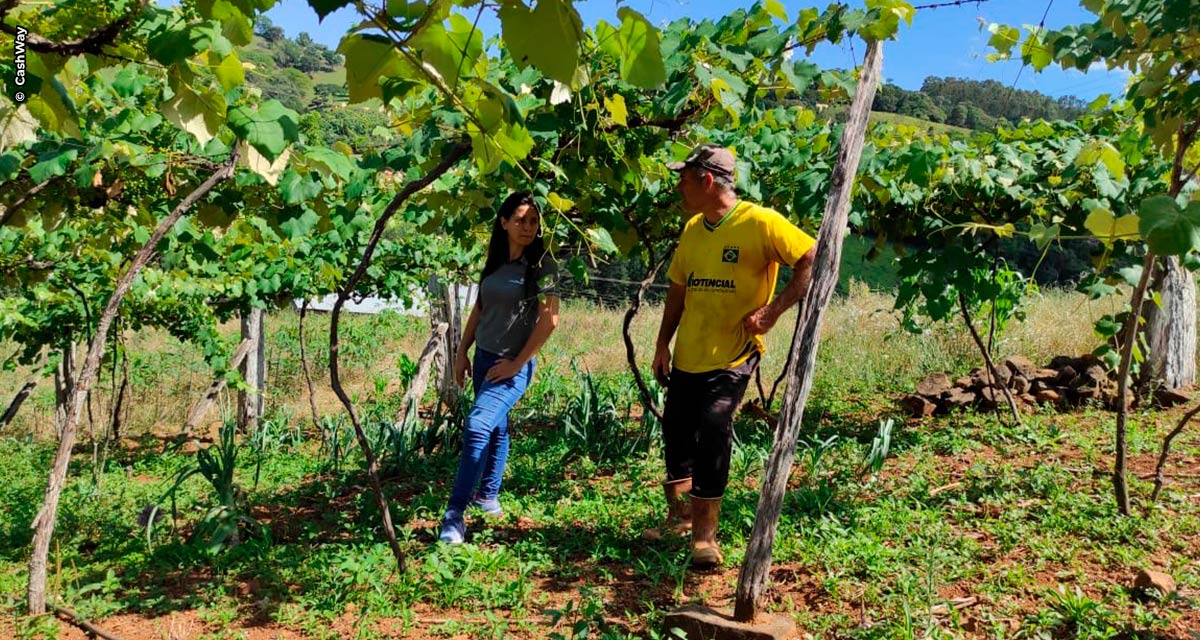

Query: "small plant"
(250, 409), (303, 487)
(397, 353), (418, 389)
(1039, 585), (1117, 639)
(152, 419), (259, 554)
(558, 367), (636, 465)
(860, 418), (895, 476)
(318, 415), (355, 473)
(547, 587), (612, 640)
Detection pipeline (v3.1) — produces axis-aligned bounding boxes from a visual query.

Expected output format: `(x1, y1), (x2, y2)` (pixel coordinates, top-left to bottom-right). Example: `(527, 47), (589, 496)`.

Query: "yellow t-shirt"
(666, 202), (816, 373)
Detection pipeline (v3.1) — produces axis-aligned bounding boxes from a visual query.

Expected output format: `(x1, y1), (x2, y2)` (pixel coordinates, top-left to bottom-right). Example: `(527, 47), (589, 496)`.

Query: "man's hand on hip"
(742, 305), (779, 334)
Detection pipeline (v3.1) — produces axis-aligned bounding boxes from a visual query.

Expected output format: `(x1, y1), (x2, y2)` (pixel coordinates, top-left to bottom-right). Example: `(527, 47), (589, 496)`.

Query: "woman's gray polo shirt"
(475, 256), (559, 358)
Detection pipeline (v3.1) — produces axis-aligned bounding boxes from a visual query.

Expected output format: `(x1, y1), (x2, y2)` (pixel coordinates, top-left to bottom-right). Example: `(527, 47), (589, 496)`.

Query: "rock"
(1133, 569), (1176, 599)
(1048, 355), (1074, 370)
(1035, 389), (1061, 404)
(1083, 365), (1108, 384)
(1031, 380), (1048, 394)
(1069, 383), (1102, 403)
(954, 376), (974, 389)
(1020, 393), (1037, 406)
(943, 387), (977, 408)
(1010, 375), (1031, 395)
(1154, 387), (1193, 408)
(1108, 387), (1135, 411)
(1069, 366), (1107, 390)
(1004, 355), (1037, 377)
(1056, 366), (1078, 385)
(1033, 368), (1060, 382)
(974, 366), (1011, 387)
(664, 605), (796, 640)
(979, 387), (1005, 408)
(917, 372), (953, 397)
(1073, 354), (1103, 371)
(900, 394), (937, 418)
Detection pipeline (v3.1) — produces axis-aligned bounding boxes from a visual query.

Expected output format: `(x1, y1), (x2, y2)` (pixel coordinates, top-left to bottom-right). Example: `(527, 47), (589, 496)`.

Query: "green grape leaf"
(28, 148), (78, 184)
(1028, 222), (1060, 251)
(1117, 265), (1143, 287)
(0, 104), (38, 151)
(227, 100), (299, 162)
(409, 13), (484, 86)
(1139, 195), (1200, 256)
(1084, 207), (1139, 244)
(586, 227), (619, 255)
(161, 84), (226, 146)
(500, 0), (584, 85)
(565, 255), (588, 283)
(764, 0), (787, 21)
(0, 151), (21, 181)
(339, 34), (409, 103)
(308, 0), (355, 21)
(612, 8), (666, 88)
(779, 60), (819, 95)
(604, 93), (628, 126)
(213, 53), (245, 92)
(305, 148), (357, 182)
(206, 0), (254, 45)
(469, 121), (534, 174)
(986, 23), (1020, 60)
(241, 142), (290, 184)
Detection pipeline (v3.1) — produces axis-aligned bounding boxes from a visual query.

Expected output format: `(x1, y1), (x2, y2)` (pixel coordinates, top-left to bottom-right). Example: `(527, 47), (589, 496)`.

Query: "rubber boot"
(689, 496), (724, 569)
(641, 478), (692, 540)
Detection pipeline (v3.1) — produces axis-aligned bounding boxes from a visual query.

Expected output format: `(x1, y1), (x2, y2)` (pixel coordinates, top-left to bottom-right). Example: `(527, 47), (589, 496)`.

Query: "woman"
(439, 192), (560, 544)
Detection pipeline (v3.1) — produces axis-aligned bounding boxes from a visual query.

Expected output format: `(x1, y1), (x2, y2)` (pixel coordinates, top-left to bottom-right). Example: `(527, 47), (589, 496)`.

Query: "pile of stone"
(899, 354), (1190, 418)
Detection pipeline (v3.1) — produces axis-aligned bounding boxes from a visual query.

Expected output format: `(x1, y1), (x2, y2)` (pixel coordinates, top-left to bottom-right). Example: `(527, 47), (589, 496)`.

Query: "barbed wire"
(1011, 0), (1055, 89)
(913, 0), (995, 9)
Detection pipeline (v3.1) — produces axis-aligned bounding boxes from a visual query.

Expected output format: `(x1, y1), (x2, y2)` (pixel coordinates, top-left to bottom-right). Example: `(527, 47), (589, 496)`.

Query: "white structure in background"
(298, 281), (478, 316)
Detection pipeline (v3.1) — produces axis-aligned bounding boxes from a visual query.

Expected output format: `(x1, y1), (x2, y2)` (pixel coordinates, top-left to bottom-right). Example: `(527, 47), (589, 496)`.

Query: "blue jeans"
(446, 349), (534, 512)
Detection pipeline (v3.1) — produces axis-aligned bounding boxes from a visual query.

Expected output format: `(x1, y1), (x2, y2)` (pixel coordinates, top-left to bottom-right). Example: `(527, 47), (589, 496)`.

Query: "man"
(648, 143), (815, 569)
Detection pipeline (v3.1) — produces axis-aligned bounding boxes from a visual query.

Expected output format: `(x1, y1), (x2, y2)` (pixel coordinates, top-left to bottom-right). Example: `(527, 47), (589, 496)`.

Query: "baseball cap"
(666, 144), (736, 180)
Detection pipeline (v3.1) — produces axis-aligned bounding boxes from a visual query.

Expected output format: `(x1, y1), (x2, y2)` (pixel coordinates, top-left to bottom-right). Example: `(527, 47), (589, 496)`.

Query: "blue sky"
(264, 0), (1128, 100)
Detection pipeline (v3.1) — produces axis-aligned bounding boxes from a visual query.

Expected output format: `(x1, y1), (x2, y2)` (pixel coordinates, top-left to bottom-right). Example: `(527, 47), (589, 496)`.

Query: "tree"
(255, 15), (285, 42)
(994, 0), (1200, 513)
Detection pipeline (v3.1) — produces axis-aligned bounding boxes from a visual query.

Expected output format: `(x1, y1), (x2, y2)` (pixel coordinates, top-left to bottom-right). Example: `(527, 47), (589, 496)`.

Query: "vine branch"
(0, 0), (149, 56)
(328, 139), (472, 572)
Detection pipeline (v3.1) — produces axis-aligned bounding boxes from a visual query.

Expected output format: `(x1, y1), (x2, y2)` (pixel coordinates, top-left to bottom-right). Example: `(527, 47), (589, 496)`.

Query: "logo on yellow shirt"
(722, 246), (740, 263)
(686, 272), (736, 292)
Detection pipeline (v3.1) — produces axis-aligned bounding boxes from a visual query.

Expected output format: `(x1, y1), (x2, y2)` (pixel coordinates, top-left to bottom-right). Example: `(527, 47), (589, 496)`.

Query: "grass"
(870, 111), (973, 137)
(311, 67), (346, 87)
(0, 288), (1198, 638)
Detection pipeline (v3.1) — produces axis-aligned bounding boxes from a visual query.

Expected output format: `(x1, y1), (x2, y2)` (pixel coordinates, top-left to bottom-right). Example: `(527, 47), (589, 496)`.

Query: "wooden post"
(430, 276), (466, 412)
(733, 39), (883, 623)
(1142, 256), (1197, 390)
(182, 338), (255, 437)
(238, 308), (266, 432)
(53, 341), (76, 437)
(396, 322), (449, 429)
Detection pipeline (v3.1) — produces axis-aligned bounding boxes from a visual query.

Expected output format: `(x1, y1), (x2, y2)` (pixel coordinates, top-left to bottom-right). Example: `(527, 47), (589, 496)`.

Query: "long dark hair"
(480, 191), (547, 300)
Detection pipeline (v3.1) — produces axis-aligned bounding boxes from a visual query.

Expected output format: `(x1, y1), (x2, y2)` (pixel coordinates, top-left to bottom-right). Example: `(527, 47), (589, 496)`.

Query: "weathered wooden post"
(429, 276), (468, 412)
(237, 308), (267, 432)
(666, 39), (883, 640)
(1141, 256), (1197, 390)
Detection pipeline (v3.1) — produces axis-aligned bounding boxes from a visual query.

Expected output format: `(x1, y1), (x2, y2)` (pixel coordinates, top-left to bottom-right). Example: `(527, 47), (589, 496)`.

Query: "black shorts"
(661, 352), (759, 499)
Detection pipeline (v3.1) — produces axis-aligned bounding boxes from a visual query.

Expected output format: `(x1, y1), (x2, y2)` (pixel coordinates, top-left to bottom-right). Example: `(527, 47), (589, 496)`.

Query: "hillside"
(873, 76), (1088, 131)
